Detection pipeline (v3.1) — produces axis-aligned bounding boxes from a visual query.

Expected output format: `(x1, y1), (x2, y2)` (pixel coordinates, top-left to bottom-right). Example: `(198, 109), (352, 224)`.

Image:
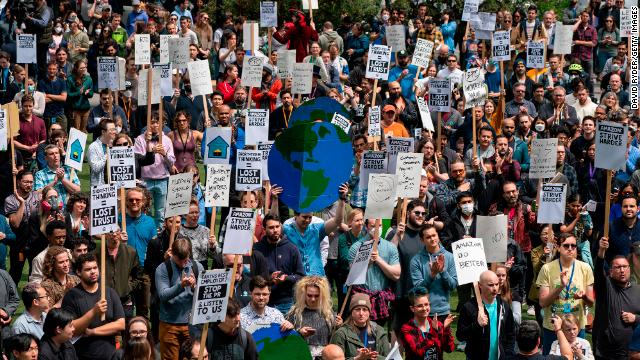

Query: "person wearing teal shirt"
(388, 50), (422, 102)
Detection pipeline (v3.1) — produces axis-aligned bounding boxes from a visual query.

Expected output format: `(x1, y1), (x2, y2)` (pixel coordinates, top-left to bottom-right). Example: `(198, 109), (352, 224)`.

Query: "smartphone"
(307, 328), (316, 335)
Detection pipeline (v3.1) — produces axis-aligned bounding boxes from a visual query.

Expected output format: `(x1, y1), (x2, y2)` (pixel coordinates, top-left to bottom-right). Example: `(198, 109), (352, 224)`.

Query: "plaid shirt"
(352, 286), (395, 321)
(399, 319), (455, 360)
(34, 165), (80, 204)
(572, 24), (597, 61)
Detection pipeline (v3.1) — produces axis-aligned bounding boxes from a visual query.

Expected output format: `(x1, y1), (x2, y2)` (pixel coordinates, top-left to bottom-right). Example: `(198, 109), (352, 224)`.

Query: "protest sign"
(386, 137), (415, 173)
(462, 0), (480, 20)
(205, 164), (231, 207)
(368, 106), (381, 137)
(90, 184), (118, 235)
(415, 97), (434, 132)
(118, 58), (126, 90)
(159, 34), (178, 64)
(331, 113), (351, 134)
(302, 0), (318, 9)
(65, 128), (87, 172)
(187, 60), (213, 96)
(621, 8), (633, 36)
(242, 56), (264, 88)
(191, 269), (231, 324)
(98, 57), (118, 90)
(109, 146), (136, 189)
(204, 128), (232, 164)
(469, 12), (496, 39)
(476, 215), (508, 263)
(395, 153), (423, 198)
(246, 109), (269, 145)
(366, 45), (392, 80)
(345, 240), (374, 286)
(365, 173), (397, 220)
(292, 63), (314, 94)
(492, 31), (511, 61)
(463, 67), (487, 109)
(165, 172), (193, 218)
(359, 151), (388, 190)
(411, 39), (434, 69)
(236, 150), (263, 191)
(595, 121), (628, 170)
(257, 141), (273, 181)
(385, 25), (406, 51)
(260, 1), (278, 27)
(526, 41), (545, 69)
(134, 34), (151, 65)
(530, 138), (559, 179)
(137, 68), (161, 106)
(538, 183), (567, 224)
(428, 79), (451, 112)
(222, 208), (256, 254)
(16, 34), (36, 64)
(154, 63), (173, 97)
(452, 238), (487, 285)
(0, 109), (7, 151)
(169, 37), (190, 69)
(553, 23), (574, 55)
(387, 343), (403, 360)
(277, 49), (296, 79)
(243, 22), (259, 52)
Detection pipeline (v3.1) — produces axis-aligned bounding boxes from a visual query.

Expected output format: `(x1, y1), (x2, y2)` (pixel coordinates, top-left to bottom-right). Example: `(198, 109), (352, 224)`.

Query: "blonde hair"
(288, 276), (334, 329)
(561, 313), (579, 328)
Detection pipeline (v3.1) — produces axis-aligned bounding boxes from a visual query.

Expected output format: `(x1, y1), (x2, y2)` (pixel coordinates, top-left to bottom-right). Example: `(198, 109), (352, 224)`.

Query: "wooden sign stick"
(146, 66), (153, 130)
(120, 188), (127, 232)
(603, 170), (613, 237)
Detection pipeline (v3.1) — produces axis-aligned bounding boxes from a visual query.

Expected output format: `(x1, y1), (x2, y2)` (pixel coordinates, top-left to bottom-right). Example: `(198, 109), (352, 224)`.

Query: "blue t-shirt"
(283, 221), (326, 276)
(37, 77), (67, 118)
(485, 300), (499, 360)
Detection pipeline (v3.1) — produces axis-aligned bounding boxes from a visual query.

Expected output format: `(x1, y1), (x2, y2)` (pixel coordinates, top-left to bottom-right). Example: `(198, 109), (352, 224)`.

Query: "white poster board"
(359, 151), (387, 191)
(476, 215), (508, 263)
(620, 8), (633, 36)
(537, 183), (567, 224)
(301, 0), (318, 9)
(0, 109), (6, 151)
(191, 269), (231, 324)
(235, 150), (263, 191)
(260, 1), (278, 27)
(169, 37), (190, 69)
(241, 56), (264, 88)
(65, 128), (87, 172)
(118, 57), (126, 91)
(428, 79), (451, 112)
(204, 127), (232, 165)
(242, 22), (259, 53)
(90, 184), (118, 235)
(368, 106), (381, 137)
(16, 34), (37, 64)
(415, 97), (434, 132)
(595, 121), (628, 170)
(108, 146), (136, 189)
(257, 141), (273, 181)
(277, 49), (296, 79)
(245, 109), (269, 145)
(134, 34), (151, 65)
(461, 0), (480, 21)
(386, 137), (414, 173)
(411, 39), (434, 69)
(154, 63), (173, 97)
(159, 34), (179, 64)
(385, 25), (406, 51)
(222, 208), (256, 254)
(331, 113), (351, 134)
(492, 31), (511, 61)
(553, 23), (574, 55)
(463, 67), (487, 109)
(366, 45), (392, 80)
(137, 68), (161, 106)
(98, 57), (119, 90)
(365, 173), (397, 220)
(530, 138), (559, 179)
(452, 238), (487, 285)
(345, 240), (374, 286)
(205, 164), (232, 207)
(165, 172), (194, 218)
(526, 41), (545, 69)
(187, 60), (213, 96)
(292, 63), (313, 94)
(395, 153), (423, 198)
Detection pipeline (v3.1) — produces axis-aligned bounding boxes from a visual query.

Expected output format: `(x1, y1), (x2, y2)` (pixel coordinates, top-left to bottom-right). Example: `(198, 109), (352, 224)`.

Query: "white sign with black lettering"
(0, 109), (6, 151)
(428, 79), (451, 112)
(243, 22), (259, 52)
(187, 60), (213, 96)
(169, 37), (190, 69)
(530, 138), (559, 179)
(368, 106), (381, 137)
(134, 34), (151, 65)
(453, 238), (487, 285)
(191, 269), (231, 324)
(246, 109), (269, 145)
(16, 34), (36, 64)
(223, 208), (256, 254)
(159, 34), (179, 64)
(359, 151), (388, 191)
(471, 12), (497, 31)
(91, 184), (118, 236)
(98, 57), (119, 90)
(553, 23), (574, 55)
(621, 8), (633, 36)
(260, 1), (278, 27)
(235, 150), (263, 191)
(386, 137), (415, 173)
(395, 153), (422, 198)
(416, 97), (434, 132)
(205, 164), (231, 207)
(257, 141), (273, 181)
(538, 183), (567, 224)
(476, 215), (508, 263)
(526, 41), (545, 69)
(109, 146), (136, 189)
(292, 63), (313, 94)
(463, 67), (487, 109)
(461, 0), (480, 21)
(242, 56), (264, 88)
(345, 240), (374, 286)
(492, 31), (511, 61)
(165, 172), (194, 218)
(365, 173), (397, 220)
(331, 113), (351, 134)
(385, 25), (406, 51)
(366, 45), (392, 80)
(65, 128), (87, 172)
(137, 68), (161, 106)
(154, 63), (173, 97)
(412, 39), (434, 69)
(277, 49), (296, 79)
(595, 121), (628, 170)
(118, 58), (126, 90)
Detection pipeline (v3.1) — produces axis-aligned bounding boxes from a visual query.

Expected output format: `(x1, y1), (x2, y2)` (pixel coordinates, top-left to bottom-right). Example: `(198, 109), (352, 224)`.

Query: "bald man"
(322, 344), (345, 360)
(456, 270), (517, 360)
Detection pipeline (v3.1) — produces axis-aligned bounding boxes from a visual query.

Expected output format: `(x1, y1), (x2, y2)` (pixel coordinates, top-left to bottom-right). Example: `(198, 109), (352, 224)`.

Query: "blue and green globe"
(268, 121), (353, 213)
(252, 323), (312, 360)
(288, 97), (351, 127)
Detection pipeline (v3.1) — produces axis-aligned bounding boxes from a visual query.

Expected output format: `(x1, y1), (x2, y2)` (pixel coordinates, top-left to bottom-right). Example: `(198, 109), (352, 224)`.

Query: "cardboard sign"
(428, 79), (451, 112)
(345, 240), (374, 286)
(368, 106), (381, 137)
(415, 97), (434, 132)
(241, 56), (264, 88)
(385, 25), (406, 51)
(159, 34), (179, 64)
(292, 63), (313, 94)
(65, 128), (87, 172)
(191, 269), (231, 324)
(165, 172), (194, 218)
(492, 31), (511, 61)
(222, 208), (256, 254)
(471, 12), (497, 31)
(242, 22), (259, 52)
(137, 68), (161, 106)
(365, 173), (397, 220)
(187, 60), (213, 96)
(386, 137), (415, 173)
(169, 37), (190, 69)
(154, 63), (173, 97)
(463, 67), (487, 109)
(366, 45), (392, 80)
(260, 1), (278, 27)
(98, 57), (119, 90)
(537, 183), (567, 224)
(526, 41), (545, 69)
(205, 164), (231, 207)
(235, 150), (263, 191)
(461, 0), (480, 21)
(0, 109), (7, 151)
(109, 146), (136, 189)
(530, 138), (559, 179)
(204, 128), (232, 164)
(118, 57), (126, 90)
(452, 238), (487, 285)
(277, 49), (296, 79)
(395, 152), (423, 198)
(331, 113), (351, 134)
(476, 215), (508, 263)
(245, 109), (269, 145)
(134, 34), (151, 65)
(359, 151), (388, 190)
(553, 23), (574, 55)
(257, 141), (273, 181)
(16, 34), (36, 64)
(411, 39), (435, 69)
(595, 121), (628, 170)
(301, 0), (318, 9)
(90, 184), (118, 235)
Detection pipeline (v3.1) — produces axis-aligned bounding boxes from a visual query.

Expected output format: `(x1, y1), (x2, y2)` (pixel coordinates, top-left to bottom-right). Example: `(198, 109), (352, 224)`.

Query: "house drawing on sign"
(207, 136), (229, 159)
(70, 139), (83, 162)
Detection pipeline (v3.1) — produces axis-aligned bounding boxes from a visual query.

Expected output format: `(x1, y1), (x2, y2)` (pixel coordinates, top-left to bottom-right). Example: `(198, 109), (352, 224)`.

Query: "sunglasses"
(413, 211), (427, 216)
(562, 243), (577, 249)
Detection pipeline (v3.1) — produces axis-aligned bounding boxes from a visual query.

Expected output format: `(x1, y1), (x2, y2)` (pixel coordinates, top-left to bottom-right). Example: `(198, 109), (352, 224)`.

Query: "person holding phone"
(549, 314), (594, 359)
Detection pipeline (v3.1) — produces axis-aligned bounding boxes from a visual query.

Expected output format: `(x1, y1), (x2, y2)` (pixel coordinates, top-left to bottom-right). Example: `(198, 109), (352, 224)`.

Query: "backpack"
(163, 259), (200, 283)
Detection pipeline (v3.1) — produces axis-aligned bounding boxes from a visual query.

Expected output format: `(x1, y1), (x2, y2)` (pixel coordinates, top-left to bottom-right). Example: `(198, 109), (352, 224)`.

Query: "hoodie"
(319, 30), (344, 54)
(253, 236), (305, 305)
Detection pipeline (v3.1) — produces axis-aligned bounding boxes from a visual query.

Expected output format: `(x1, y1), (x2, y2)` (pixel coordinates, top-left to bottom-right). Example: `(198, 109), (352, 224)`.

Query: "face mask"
(123, 90), (132, 98)
(612, 64), (620, 72)
(460, 203), (474, 215)
(535, 123), (546, 132)
(55, 26), (63, 33)
(115, 126), (122, 133)
(382, 14), (390, 21)
(27, 85), (35, 92)
(95, 29), (102, 35)
(242, 264), (251, 276)
(42, 196), (62, 212)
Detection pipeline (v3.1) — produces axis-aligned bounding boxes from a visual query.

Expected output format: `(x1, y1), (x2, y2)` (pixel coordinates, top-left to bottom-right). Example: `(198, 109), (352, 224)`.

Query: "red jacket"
(251, 79), (282, 112)
(399, 319), (455, 360)
(216, 80), (237, 104)
(272, 14), (318, 62)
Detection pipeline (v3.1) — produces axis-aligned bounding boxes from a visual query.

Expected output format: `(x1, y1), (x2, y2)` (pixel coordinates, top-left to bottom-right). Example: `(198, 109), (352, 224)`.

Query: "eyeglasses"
(128, 198), (143, 203)
(130, 330), (148, 336)
(612, 264), (630, 270)
(447, 59), (456, 63)
(562, 243), (577, 249)
(413, 211), (427, 217)
(38, 294), (50, 299)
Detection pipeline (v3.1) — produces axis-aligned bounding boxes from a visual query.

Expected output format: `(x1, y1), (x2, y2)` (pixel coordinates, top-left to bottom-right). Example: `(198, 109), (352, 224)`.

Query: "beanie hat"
(349, 293), (371, 312)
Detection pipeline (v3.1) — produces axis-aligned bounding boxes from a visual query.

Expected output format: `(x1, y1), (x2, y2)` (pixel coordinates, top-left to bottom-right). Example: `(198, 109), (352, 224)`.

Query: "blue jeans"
(146, 178), (168, 226)
(543, 327), (586, 354)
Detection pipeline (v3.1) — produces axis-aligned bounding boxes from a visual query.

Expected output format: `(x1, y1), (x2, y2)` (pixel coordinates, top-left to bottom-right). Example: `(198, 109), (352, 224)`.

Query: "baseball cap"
(383, 104), (396, 113)
(397, 50), (409, 57)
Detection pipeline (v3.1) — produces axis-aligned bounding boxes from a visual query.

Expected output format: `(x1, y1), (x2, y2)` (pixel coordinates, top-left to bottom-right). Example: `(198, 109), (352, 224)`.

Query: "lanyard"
(363, 330), (368, 347)
(283, 107), (291, 128)
(559, 261), (575, 300)
(413, 319), (430, 341)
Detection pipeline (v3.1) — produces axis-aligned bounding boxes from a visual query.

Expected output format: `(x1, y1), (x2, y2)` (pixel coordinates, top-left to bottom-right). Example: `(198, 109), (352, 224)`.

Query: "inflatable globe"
(251, 323), (312, 360)
(288, 97), (351, 127)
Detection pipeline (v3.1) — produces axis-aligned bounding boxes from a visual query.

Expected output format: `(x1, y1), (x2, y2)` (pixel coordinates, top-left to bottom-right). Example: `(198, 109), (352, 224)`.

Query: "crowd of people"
(0, 0), (638, 359)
